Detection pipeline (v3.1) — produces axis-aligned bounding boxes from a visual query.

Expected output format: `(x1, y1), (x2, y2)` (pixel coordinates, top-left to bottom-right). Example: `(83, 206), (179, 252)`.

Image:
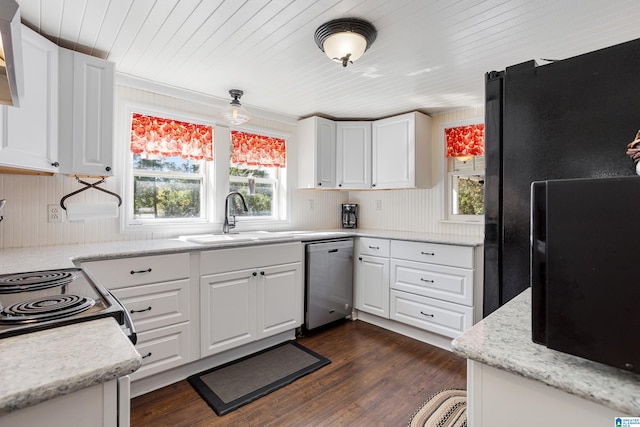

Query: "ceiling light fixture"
(314, 18), (377, 67)
(222, 89), (251, 125)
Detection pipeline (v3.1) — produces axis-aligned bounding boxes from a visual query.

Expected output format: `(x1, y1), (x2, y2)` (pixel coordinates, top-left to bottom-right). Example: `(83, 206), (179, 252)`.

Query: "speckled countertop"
(0, 228), (483, 274)
(451, 288), (640, 415)
(0, 228), (482, 414)
(0, 317), (142, 414)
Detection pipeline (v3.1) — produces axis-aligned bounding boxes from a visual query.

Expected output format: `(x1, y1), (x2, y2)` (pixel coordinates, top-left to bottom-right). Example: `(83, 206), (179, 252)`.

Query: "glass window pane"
(133, 154), (201, 174)
(229, 180), (273, 216)
(452, 174), (485, 215)
(133, 176), (202, 218)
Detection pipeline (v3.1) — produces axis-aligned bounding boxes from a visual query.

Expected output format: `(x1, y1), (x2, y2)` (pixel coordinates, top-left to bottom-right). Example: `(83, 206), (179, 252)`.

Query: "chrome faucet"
(223, 191), (248, 234)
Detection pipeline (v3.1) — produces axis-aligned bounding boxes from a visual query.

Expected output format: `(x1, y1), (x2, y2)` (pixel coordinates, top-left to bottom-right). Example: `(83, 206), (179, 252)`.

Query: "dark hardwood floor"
(130, 320), (467, 426)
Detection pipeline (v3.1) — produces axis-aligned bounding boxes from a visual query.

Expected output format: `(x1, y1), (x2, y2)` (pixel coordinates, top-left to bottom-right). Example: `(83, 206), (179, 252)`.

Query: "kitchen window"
(123, 107), (289, 233)
(229, 130), (286, 219)
(125, 110), (214, 229)
(442, 120), (485, 222)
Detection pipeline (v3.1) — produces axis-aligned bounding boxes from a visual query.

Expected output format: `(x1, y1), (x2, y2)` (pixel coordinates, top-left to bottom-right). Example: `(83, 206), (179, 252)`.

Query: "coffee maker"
(341, 204), (358, 228)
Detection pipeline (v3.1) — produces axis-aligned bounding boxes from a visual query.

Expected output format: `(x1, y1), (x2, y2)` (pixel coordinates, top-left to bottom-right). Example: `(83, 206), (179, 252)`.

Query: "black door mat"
(188, 340), (330, 415)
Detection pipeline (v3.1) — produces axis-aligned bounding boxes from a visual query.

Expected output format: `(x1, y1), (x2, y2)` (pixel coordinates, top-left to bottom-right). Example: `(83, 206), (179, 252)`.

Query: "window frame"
(121, 104), (216, 233)
(440, 117), (485, 224)
(226, 125), (289, 226)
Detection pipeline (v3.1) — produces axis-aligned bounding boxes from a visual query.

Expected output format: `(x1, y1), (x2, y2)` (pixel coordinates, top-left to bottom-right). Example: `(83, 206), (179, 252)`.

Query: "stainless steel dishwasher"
(305, 238), (354, 330)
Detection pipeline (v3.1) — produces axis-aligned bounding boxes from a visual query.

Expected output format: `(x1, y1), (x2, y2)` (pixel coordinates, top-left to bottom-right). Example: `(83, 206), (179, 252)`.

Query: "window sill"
(439, 219), (484, 225)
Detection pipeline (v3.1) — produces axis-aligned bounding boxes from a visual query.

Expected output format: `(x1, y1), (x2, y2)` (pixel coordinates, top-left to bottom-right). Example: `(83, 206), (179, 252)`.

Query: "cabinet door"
(297, 116), (336, 188)
(257, 262), (302, 338)
(336, 121), (371, 189)
(58, 48), (114, 176)
(200, 269), (256, 356)
(372, 113), (415, 189)
(355, 254), (389, 318)
(0, 25), (58, 173)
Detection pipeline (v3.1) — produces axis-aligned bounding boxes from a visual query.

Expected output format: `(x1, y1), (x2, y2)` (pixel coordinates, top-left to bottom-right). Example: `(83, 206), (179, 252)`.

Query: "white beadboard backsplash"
(0, 81), (483, 249)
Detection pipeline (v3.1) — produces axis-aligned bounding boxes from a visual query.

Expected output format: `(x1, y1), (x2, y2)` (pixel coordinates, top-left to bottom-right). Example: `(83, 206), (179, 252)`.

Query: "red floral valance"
(130, 113), (213, 161)
(445, 123), (485, 159)
(231, 130), (286, 168)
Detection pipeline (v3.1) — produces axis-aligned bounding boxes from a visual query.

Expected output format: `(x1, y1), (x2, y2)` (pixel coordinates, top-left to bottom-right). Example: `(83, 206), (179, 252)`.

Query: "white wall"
(0, 79), (482, 249)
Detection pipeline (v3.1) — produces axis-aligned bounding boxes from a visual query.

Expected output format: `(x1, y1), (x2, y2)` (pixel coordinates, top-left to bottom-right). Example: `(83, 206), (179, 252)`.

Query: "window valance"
(445, 123), (485, 160)
(231, 130), (286, 168)
(130, 113), (214, 161)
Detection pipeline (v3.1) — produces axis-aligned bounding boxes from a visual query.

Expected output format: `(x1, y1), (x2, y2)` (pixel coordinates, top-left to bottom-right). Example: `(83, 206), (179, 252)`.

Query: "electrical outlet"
(375, 200), (382, 211)
(48, 204), (63, 223)
(308, 199), (314, 210)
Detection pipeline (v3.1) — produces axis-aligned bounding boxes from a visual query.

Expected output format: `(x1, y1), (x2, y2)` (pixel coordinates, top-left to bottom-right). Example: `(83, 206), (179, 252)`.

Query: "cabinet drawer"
(390, 290), (473, 338)
(391, 240), (473, 268)
(391, 259), (473, 306)
(358, 237), (390, 257)
(131, 322), (190, 381)
(200, 242), (302, 275)
(110, 279), (190, 333)
(82, 253), (190, 289)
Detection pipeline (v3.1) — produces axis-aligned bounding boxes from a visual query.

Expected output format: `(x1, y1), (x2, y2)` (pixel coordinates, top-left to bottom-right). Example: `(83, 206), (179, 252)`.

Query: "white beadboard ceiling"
(15, 0), (640, 120)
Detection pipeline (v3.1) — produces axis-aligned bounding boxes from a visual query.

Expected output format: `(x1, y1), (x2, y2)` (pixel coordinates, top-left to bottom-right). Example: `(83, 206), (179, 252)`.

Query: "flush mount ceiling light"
(222, 89), (251, 125)
(314, 18), (377, 67)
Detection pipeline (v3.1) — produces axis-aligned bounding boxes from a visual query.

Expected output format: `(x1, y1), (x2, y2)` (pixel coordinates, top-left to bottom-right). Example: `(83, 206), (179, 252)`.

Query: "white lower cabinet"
(199, 243), (303, 358)
(82, 243), (304, 390)
(0, 379), (120, 427)
(354, 237), (483, 340)
(81, 253), (192, 381)
(354, 237), (390, 318)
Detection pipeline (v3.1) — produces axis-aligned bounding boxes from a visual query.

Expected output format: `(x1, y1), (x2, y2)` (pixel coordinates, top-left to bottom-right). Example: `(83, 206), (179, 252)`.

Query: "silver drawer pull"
(420, 311), (434, 318)
(420, 278), (435, 283)
(130, 306), (152, 314)
(421, 251), (435, 256)
(130, 268), (152, 275)
(368, 246), (380, 250)
(142, 352), (152, 359)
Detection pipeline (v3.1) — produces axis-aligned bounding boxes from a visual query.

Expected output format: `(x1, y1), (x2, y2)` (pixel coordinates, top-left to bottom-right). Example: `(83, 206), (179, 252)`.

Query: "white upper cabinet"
(298, 112), (432, 190)
(336, 121), (371, 189)
(0, 25), (59, 173)
(372, 111), (432, 189)
(58, 48), (115, 176)
(298, 116), (336, 188)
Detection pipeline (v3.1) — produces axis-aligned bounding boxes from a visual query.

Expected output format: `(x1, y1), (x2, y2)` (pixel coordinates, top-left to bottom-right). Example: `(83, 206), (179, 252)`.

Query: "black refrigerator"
(483, 37), (640, 317)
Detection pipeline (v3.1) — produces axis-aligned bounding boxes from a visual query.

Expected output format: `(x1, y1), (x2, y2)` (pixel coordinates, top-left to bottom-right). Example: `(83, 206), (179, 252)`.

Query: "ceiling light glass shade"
(322, 32), (368, 64)
(315, 18), (376, 67)
(222, 89), (251, 125)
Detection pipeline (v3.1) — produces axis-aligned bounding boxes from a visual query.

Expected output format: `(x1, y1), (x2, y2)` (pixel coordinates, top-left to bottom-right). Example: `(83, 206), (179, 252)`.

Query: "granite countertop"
(0, 317), (142, 414)
(0, 228), (483, 274)
(0, 228), (482, 413)
(451, 288), (640, 415)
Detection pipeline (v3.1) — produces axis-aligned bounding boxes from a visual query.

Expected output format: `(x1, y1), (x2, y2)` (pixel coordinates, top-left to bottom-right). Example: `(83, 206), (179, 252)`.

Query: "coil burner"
(0, 271), (77, 294)
(0, 294), (95, 323)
